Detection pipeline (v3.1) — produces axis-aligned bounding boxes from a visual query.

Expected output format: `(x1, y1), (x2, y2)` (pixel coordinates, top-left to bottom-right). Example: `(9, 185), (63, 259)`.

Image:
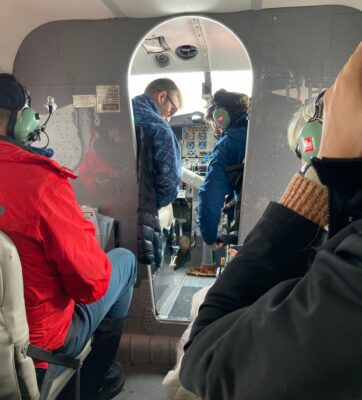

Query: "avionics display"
(181, 125), (216, 158)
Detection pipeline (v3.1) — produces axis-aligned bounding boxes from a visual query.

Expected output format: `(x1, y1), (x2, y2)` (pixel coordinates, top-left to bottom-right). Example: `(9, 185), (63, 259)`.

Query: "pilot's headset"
(295, 91), (325, 163)
(212, 106), (231, 130)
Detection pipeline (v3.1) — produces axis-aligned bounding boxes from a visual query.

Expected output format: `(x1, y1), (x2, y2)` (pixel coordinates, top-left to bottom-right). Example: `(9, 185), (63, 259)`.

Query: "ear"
(155, 90), (167, 105)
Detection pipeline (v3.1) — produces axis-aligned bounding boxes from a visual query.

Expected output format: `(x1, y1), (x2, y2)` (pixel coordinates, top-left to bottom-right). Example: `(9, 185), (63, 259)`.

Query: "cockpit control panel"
(170, 112), (218, 176)
(181, 125), (216, 159)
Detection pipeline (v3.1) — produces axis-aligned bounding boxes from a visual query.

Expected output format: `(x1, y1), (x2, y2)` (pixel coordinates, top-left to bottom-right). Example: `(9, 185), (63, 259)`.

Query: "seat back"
(135, 125), (162, 266)
(0, 231), (39, 399)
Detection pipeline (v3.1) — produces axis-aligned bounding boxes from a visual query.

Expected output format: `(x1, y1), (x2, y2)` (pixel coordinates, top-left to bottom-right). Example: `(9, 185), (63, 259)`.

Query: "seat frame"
(0, 230), (91, 400)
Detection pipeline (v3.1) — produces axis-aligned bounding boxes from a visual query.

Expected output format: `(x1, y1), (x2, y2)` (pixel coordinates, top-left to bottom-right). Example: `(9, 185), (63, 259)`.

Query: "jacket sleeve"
(181, 159), (362, 399)
(312, 157), (362, 236)
(152, 122), (181, 209)
(188, 202), (323, 341)
(180, 220), (362, 400)
(36, 175), (111, 304)
(198, 144), (235, 244)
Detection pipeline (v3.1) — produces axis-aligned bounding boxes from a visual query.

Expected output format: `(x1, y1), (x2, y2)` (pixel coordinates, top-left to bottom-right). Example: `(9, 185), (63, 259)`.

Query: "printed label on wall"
(73, 95), (97, 108)
(96, 85), (120, 113)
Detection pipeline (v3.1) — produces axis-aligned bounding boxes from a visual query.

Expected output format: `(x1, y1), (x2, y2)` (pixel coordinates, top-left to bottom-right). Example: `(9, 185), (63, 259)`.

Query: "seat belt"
(26, 343), (81, 369)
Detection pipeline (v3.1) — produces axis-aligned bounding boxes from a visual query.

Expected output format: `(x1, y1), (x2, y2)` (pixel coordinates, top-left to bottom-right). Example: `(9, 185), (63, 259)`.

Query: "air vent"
(154, 53), (171, 68)
(175, 45), (198, 60)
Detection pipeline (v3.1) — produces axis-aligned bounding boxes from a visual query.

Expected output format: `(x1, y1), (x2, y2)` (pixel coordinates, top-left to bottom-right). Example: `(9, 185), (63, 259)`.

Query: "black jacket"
(180, 158), (362, 400)
(136, 125), (162, 267)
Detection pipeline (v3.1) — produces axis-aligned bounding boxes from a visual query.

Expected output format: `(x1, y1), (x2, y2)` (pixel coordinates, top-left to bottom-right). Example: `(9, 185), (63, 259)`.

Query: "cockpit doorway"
(128, 16), (252, 322)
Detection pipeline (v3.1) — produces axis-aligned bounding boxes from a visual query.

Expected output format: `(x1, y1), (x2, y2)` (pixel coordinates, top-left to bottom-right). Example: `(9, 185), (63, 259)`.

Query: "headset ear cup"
(14, 108), (40, 144)
(213, 107), (231, 130)
(297, 121), (322, 163)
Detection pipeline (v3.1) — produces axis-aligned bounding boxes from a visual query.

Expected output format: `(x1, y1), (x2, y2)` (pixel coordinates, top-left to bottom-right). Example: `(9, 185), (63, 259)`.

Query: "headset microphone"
(45, 96), (57, 114)
(296, 91), (325, 163)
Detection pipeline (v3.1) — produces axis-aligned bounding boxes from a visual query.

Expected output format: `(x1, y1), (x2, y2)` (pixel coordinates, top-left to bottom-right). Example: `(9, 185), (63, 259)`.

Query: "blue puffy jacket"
(132, 94), (181, 209)
(198, 121), (247, 244)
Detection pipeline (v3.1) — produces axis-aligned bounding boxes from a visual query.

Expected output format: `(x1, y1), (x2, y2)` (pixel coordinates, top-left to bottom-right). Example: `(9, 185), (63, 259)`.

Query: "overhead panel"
(130, 16), (250, 75)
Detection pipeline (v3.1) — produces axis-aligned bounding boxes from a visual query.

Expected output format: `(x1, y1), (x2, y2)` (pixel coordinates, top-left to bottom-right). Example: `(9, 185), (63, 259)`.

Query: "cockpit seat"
(0, 231), (91, 400)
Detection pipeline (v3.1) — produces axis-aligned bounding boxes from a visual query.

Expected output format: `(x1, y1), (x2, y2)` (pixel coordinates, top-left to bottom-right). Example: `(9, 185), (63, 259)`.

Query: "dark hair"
(206, 89), (250, 126)
(0, 74), (27, 111)
(0, 74), (27, 136)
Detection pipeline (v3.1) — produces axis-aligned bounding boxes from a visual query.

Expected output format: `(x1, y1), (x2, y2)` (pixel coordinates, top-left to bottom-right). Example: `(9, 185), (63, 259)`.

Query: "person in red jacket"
(0, 73), (137, 400)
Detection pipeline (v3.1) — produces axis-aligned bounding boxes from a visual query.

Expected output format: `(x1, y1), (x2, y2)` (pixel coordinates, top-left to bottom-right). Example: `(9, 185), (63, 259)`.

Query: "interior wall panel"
(13, 5), (362, 333)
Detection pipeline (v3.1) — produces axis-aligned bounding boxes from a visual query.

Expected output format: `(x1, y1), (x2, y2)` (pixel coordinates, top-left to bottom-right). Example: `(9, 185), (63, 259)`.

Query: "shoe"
(187, 263), (217, 277)
(94, 362), (125, 400)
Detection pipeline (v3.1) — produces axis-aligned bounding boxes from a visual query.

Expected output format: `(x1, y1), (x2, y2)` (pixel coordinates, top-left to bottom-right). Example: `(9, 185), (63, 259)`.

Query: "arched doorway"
(128, 15), (253, 321)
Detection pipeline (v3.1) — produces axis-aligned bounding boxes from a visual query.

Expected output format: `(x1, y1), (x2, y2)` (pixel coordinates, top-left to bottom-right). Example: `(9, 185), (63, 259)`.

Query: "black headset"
(295, 91), (325, 162)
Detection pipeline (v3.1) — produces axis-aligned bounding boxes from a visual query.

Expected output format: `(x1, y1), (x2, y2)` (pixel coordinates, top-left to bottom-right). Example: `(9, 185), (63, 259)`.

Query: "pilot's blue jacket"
(198, 120), (248, 244)
(132, 94), (181, 209)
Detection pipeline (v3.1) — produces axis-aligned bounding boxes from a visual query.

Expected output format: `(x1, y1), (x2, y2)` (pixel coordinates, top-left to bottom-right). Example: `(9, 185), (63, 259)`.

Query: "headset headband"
(309, 90), (326, 123)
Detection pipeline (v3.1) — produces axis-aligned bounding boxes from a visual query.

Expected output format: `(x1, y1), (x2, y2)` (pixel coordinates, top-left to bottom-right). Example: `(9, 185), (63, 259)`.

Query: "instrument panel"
(181, 125), (216, 159)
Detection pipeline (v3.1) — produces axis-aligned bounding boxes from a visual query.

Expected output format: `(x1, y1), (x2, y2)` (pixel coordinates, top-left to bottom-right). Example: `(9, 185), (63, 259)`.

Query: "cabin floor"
(154, 261), (216, 320)
(113, 365), (169, 400)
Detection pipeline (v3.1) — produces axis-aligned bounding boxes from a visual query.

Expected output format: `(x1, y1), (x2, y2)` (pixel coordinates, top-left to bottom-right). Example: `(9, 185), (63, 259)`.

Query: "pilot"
(181, 43), (362, 399)
(198, 89), (250, 248)
(132, 78), (183, 209)
(0, 73), (137, 400)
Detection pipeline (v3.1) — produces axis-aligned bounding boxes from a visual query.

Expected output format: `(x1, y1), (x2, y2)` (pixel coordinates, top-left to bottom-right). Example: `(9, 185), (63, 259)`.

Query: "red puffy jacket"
(0, 139), (111, 368)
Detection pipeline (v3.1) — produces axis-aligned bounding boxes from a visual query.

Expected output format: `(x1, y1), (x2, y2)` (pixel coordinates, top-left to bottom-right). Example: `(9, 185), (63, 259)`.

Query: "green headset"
(295, 91), (325, 163)
(212, 106), (231, 130)
(14, 107), (41, 145)
(0, 73), (41, 144)
(13, 82), (42, 145)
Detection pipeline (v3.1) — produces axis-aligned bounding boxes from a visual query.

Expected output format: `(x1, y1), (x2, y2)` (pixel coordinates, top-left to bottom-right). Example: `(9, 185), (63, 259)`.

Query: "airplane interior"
(0, 1), (361, 399)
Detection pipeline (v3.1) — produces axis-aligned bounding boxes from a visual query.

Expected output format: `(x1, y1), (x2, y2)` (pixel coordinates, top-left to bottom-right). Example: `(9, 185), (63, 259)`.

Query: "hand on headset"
(318, 42), (362, 159)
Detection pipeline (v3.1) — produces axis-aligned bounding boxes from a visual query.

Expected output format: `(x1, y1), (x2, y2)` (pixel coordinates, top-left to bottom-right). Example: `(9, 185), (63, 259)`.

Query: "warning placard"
(96, 85), (120, 113)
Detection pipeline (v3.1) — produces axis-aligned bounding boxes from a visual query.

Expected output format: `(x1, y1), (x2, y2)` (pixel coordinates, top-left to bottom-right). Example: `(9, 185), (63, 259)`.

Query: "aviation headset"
(212, 106), (231, 130)
(0, 73), (46, 145)
(295, 91), (325, 163)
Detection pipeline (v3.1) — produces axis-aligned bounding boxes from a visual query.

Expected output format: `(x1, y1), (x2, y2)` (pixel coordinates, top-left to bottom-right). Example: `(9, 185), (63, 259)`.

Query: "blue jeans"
(36, 248), (137, 385)
(63, 247), (137, 358)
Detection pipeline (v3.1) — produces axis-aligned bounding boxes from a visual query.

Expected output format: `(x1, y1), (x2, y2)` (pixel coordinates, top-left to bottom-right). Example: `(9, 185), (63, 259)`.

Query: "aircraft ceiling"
(1, 0), (361, 72)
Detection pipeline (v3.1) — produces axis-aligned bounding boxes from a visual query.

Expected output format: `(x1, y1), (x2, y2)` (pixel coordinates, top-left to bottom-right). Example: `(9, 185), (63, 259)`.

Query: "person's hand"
(318, 42), (362, 159)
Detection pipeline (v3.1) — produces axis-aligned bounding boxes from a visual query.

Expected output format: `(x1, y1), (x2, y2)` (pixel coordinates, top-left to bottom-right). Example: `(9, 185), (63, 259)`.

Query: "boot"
(80, 317), (125, 399)
(94, 361), (125, 400)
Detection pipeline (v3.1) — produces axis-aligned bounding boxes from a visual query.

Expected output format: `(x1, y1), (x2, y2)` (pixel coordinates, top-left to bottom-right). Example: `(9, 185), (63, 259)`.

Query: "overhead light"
(142, 36), (170, 54)
(154, 54), (171, 68)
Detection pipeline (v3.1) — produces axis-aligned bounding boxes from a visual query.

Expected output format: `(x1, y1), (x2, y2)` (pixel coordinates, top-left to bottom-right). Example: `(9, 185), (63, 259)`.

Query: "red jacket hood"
(0, 140), (77, 180)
